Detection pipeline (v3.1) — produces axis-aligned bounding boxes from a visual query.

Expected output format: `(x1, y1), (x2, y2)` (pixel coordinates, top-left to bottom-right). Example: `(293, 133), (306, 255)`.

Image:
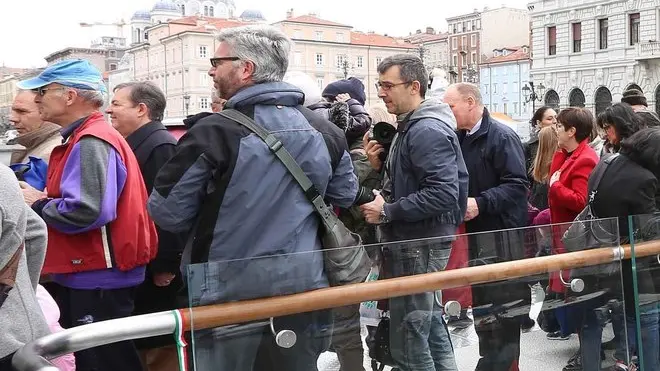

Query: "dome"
(240, 9), (266, 21)
(131, 10), (151, 21)
(152, 1), (179, 12)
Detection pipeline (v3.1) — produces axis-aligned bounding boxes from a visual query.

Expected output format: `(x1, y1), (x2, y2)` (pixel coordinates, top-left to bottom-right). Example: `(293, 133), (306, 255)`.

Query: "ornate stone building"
(529, 0), (660, 116)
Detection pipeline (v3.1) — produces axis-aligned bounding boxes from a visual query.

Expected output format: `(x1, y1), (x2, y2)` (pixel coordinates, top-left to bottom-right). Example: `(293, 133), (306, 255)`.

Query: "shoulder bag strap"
(588, 153), (620, 203)
(218, 109), (336, 229)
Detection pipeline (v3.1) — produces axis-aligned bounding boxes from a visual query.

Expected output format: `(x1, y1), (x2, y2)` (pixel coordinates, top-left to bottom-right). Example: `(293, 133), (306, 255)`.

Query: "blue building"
(480, 46), (531, 137)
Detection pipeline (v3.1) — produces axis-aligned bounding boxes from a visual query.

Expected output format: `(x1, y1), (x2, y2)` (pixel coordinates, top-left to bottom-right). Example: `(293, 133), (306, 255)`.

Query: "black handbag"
(561, 153), (620, 278)
(218, 109), (371, 286)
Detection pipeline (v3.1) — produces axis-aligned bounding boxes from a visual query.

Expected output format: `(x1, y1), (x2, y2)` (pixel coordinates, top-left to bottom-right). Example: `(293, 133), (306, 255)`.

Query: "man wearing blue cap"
(17, 59), (158, 371)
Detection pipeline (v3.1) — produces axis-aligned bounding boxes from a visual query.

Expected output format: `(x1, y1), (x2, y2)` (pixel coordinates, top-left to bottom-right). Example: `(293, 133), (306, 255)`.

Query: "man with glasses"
(17, 59), (157, 371)
(147, 25), (357, 370)
(361, 54), (467, 371)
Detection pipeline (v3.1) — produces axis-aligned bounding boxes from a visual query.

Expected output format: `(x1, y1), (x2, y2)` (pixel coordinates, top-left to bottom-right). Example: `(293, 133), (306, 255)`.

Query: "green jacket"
(338, 140), (381, 245)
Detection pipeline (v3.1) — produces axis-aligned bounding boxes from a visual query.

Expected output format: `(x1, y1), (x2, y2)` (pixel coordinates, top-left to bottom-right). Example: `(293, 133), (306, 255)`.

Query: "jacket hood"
(226, 82), (304, 109)
(408, 99), (457, 130)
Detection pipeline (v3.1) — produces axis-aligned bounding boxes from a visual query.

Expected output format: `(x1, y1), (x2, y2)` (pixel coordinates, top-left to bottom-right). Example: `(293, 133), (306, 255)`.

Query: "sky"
(0, 0), (530, 68)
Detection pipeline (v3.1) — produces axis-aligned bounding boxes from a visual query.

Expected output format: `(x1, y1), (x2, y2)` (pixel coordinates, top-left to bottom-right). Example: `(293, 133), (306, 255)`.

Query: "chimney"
(286, 8), (293, 19)
(416, 29), (422, 34)
(426, 27), (435, 34)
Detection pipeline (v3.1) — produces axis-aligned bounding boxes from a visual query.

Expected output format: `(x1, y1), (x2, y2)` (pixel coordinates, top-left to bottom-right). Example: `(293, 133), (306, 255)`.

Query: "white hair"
(75, 88), (105, 108)
(215, 25), (291, 83)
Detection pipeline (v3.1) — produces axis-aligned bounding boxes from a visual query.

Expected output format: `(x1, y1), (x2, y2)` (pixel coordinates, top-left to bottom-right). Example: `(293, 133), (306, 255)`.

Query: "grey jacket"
(380, 99), (468, 242)
(0, 164), (50, 358)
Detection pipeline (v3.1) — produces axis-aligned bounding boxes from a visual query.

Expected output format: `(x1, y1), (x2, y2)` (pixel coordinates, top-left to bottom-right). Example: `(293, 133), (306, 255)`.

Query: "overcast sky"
(1, 0), (530, 67)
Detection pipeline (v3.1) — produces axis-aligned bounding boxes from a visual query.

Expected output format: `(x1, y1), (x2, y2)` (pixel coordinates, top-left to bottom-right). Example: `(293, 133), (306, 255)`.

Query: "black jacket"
(590, 154), (658, 314)
(126, 121), (186, 349)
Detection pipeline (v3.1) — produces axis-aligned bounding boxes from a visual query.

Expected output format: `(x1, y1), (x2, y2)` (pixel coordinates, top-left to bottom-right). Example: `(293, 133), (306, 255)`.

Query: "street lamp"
(183, 93), (190, 116)
(522, 81), (545, 112)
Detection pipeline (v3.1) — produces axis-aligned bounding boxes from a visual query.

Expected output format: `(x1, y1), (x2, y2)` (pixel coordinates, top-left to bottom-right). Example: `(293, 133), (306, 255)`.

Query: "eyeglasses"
(375, 81), (411, 91)
(210, 57), (240, 67)
(35, 86), (66, 96)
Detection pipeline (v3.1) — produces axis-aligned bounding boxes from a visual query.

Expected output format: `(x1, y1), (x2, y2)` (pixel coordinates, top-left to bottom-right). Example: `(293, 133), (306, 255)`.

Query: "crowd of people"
(1, 23), (660, 371)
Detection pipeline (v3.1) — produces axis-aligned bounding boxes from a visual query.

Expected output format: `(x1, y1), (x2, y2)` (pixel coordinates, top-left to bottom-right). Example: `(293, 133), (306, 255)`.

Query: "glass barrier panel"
(628, 213), (660, 371)
(184, 219), (627, 371)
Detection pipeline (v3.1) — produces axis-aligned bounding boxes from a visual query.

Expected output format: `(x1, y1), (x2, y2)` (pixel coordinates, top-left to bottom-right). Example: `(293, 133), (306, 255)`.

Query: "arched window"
(210, 6), (214, 16)
(569, 88), (585, 108)
(544, 89), (560, 111)
(204, 5), (209, 16)
(594, 86), (613, 115)
(181, 4), (186, 15)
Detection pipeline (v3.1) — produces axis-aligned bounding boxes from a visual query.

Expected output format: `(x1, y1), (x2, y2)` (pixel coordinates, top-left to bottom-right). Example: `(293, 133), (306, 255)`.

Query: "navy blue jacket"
(380, 99), (468, 242)
(458, 108), (529, 234)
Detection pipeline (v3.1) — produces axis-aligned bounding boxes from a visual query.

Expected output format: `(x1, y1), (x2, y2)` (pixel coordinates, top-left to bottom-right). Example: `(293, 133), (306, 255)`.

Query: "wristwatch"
(379, 205), (390, 224)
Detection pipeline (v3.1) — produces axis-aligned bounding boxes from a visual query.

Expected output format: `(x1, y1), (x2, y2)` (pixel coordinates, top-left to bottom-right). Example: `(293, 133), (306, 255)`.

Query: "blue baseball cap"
(17, 59), (107, 93)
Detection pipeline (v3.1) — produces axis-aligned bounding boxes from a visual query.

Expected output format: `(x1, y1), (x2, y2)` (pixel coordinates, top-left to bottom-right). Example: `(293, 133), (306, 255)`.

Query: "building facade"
(404, 27), (449, 72)
(480, 46), (532, 123)
(447, 7), (530, 83)
(45, 38), (127, 74)
(528, 0), (660, 116)
(119, 12), (417, 121)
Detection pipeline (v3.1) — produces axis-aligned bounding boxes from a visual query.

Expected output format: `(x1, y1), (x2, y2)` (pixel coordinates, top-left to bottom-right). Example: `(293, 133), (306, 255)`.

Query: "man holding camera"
(361, 54), (468, 371)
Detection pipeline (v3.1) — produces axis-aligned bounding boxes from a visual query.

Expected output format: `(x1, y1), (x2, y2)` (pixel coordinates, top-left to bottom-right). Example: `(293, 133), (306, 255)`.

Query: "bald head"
(444, 83), (485, 131)
(10, 90), (44, 135)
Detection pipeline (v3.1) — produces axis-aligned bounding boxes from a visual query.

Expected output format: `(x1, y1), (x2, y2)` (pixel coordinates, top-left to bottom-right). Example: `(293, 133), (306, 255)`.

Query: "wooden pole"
(181, 241), (660, 331)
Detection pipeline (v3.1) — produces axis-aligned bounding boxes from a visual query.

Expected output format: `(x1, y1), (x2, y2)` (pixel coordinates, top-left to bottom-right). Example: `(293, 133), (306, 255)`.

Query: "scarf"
(9, 122), (61, 164)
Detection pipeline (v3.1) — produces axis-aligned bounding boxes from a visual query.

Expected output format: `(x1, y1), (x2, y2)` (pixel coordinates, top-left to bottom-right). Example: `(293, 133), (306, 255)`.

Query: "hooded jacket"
(0, 164), (50, 359)
(380, 99), (468, 242)
(148, 82), (358, 303)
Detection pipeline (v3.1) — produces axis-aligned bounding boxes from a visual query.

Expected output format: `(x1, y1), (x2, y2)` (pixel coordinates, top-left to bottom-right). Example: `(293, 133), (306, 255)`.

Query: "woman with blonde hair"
(529, 125), (559, 210)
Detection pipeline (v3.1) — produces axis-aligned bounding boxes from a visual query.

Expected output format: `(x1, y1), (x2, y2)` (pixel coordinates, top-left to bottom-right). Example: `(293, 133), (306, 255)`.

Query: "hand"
(465, 197), (480, 221)
(335, 93), (351, 102)
(360, 194), (386, 224)
(550, 171), (561, 186)
(19, 181), (47, 206)
(363, 132), (384, 171)
(153, 272), (176, 287)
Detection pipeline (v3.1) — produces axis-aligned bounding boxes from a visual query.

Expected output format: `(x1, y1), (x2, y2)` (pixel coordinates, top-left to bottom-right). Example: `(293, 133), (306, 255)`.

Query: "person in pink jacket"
(35, 285), (76, 371)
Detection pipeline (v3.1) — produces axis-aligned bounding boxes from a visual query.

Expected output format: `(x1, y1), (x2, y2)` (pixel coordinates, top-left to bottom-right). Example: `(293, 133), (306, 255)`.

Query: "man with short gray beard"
(148, 25), (358, 370)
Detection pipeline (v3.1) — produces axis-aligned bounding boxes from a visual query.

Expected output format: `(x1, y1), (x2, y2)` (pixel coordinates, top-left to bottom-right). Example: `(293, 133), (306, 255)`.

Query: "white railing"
(637, 41), (660, 58)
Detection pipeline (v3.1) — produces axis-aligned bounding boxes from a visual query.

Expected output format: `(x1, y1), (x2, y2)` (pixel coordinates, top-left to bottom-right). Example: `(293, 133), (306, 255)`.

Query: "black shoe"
(521, 317), (535, 331)
(547, 330), (571, 340)
(562, 351), (581, 371)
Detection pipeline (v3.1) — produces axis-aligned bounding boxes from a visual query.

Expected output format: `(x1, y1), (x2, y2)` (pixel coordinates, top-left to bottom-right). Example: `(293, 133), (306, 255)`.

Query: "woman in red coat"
(546, 108), (599, 341)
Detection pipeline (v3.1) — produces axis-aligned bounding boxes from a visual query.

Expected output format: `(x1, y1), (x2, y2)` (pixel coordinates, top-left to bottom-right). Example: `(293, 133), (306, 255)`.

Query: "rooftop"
(350, 31), (411, 49)
(278, 14), (351, 28)
(483, 46), (530, 64)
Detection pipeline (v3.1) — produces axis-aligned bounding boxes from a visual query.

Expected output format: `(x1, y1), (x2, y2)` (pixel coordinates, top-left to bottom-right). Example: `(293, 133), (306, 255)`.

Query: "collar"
(126, 121), (167, 151)
(396, 110), (416, 133)
(467, 118), (483, 136)
(60, 116), (90, 142)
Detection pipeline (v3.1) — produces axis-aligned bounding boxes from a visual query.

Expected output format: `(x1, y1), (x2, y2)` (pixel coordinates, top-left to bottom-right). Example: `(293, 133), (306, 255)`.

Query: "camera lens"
(354, 187), (376, 205)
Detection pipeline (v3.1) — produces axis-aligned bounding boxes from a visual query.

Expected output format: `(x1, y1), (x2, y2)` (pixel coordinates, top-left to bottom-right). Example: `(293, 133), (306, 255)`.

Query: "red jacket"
(43, 112), (158, 274)
(548, 139), (598, 292)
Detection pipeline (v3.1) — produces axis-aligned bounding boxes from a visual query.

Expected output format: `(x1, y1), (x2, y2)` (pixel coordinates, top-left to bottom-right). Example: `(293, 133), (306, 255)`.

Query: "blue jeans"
(385, 242), (458, 371)
(611, 302), (660, 370)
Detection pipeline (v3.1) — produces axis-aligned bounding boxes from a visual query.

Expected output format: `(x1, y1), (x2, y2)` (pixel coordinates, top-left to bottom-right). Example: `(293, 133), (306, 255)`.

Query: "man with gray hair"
(444, 82), (528, 371)
(362, 54), (467, 371)
(107, 81), (184, 370)
(148, 25), (358, 370)
(17, 59), (158, 371)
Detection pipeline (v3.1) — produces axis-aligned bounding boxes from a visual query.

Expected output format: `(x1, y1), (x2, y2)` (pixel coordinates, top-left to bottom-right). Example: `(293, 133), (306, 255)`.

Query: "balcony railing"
(636, 41), (660, 60)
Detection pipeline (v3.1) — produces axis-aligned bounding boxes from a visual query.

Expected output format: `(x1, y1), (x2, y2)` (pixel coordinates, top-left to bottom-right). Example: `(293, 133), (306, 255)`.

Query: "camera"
(368, 121), (397, 161)
(354, 186), (376, 205)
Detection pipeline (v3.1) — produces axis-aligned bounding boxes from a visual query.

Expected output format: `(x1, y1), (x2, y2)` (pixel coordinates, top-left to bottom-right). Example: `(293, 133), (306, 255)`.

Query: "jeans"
(194, 309), (332, 371)
(385, 242), (458, 371)
(611, 302), (660, 370)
